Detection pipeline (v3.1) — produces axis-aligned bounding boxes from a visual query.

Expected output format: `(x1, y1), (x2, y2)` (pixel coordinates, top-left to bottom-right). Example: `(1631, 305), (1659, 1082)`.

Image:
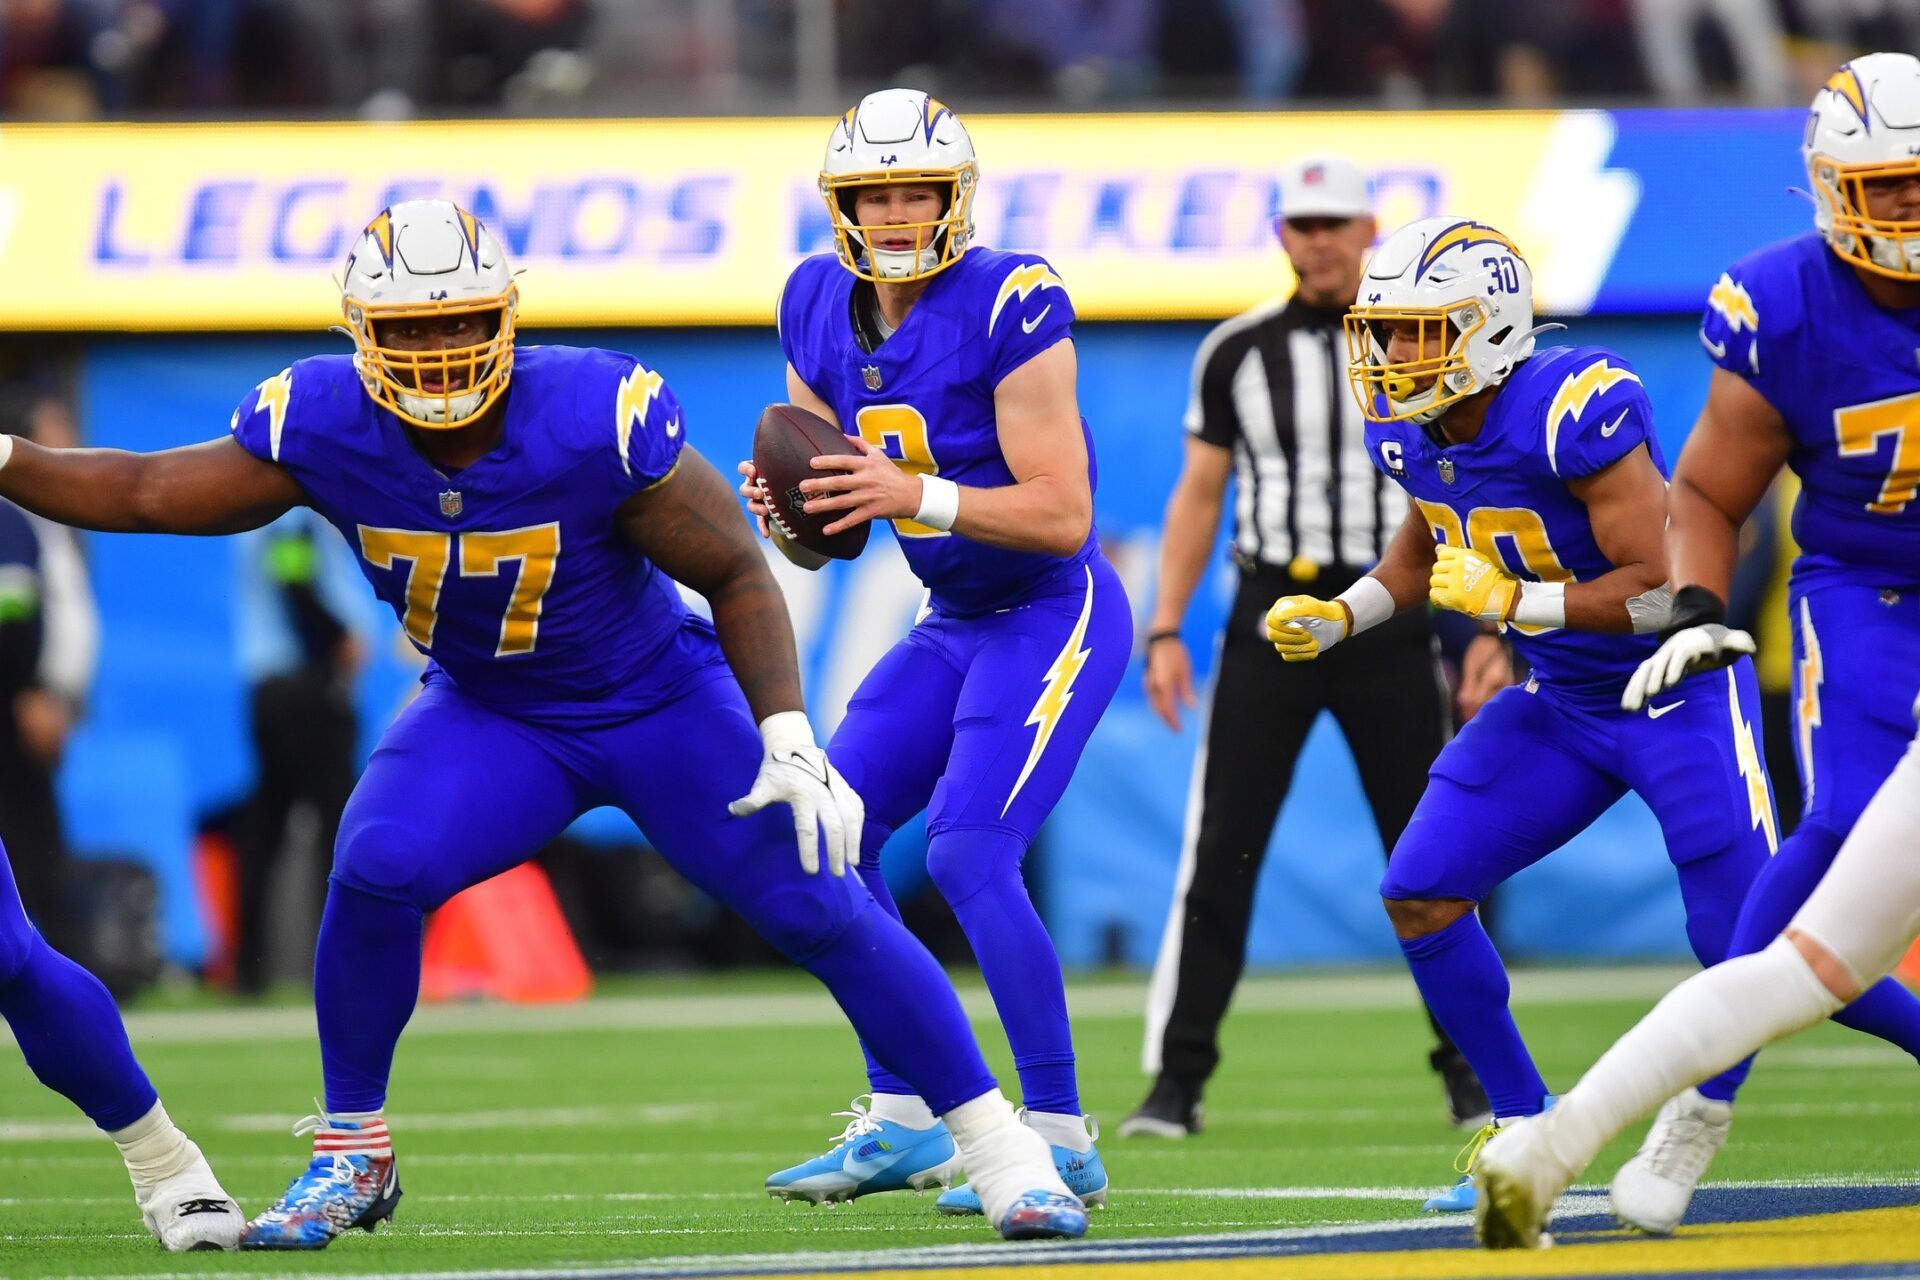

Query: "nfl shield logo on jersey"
(862, 364), (883, 391)
(1438, 458), (1456, 486)
(439, 489), (464, 517)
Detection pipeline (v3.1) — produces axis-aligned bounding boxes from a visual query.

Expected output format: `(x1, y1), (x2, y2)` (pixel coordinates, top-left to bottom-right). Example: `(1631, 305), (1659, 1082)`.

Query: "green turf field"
(3, 966), (1918, 1277)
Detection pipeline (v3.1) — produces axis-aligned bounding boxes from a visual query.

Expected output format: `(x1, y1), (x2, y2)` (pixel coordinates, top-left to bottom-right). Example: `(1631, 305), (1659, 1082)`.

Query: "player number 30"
(358, 522), (562, 657)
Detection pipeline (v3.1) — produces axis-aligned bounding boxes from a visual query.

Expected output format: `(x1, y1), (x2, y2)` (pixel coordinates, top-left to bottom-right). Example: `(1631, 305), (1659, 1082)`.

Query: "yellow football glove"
(1265, 595), (1350, 662)
(1430, 544), (1519, 623)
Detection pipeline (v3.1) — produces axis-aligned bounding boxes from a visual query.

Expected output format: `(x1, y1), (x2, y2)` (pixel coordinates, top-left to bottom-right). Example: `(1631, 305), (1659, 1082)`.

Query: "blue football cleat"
(242, 1114), (401, 1250)
(1424, 1120), (1494, 1212)
(241, 1153), (400, 1249)
(997, 1189), (1088, 1240)
(938, 1128), (1108, 1216)
(1425, 1097), (1557, 1213)
(766, 1097), (961, 1205)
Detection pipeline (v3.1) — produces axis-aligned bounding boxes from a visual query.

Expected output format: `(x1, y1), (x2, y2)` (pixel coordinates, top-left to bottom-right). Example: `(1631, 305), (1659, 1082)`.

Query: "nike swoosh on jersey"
(1600, 409), (1629, 438)
(1022, 306), (1052, 334)
(1648, 699), (1687, 719)
(1701, 335), (1728, 360)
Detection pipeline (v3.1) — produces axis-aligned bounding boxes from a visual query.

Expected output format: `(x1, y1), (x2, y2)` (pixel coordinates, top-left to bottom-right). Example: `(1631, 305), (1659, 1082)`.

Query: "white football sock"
(110, 1102), (197, 1188)
(1024, 1109), (1094, 1152)
(867, 1092), (937, 1129)
(942, 1088), (1018, 1148)
(1541, 937), (1842, 1172)
(1792, 732), (1920, 983)
(942, 1089), (1067, 1225)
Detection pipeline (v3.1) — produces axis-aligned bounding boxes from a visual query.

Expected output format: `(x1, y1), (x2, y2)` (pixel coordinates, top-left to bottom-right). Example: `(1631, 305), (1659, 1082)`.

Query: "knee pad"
(735, 877), (862, 962)
(331, 815), (437, 910)
(925, 828), (1026, 909)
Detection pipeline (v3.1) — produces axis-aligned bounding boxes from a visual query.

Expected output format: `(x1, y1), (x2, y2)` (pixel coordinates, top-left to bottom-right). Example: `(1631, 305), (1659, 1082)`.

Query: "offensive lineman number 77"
(358, 522), (561, 657)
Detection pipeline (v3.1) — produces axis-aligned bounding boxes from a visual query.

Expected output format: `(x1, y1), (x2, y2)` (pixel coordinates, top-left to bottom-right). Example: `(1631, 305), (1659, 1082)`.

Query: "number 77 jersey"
(1702, 231), (1920, 587)
(1364, 344), (1667, 703)
(231, 345), (719, 725)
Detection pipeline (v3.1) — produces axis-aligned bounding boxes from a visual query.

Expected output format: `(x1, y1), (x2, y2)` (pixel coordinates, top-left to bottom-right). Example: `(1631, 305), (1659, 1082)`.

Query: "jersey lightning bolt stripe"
(779, 247), (1100, 616)
(230, 345), (720, 725)
(1701, 232), (1920, 587)
(1364, 345), (1665, 700)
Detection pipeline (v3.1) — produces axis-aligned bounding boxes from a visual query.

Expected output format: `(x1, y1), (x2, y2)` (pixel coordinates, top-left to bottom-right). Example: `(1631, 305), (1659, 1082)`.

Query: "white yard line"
(0, 966), (1703, 1049)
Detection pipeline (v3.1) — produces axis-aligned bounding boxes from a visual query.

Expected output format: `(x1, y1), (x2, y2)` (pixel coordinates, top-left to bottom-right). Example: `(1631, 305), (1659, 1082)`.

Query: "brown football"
(751, 403), (872, 561)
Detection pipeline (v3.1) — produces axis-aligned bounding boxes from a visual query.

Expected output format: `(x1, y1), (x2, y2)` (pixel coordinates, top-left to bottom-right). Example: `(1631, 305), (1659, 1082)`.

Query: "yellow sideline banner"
(0, 112), (1641, 330)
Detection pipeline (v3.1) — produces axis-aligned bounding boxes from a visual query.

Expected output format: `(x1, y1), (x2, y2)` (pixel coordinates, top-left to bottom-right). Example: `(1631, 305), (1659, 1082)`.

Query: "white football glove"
(728, 711), (862, 876)
(1621, 624), (1756, 712)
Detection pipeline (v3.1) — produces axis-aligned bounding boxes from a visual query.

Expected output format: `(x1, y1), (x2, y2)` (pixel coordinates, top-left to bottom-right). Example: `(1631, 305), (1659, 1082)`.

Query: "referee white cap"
(1277, 155), (1371, 220)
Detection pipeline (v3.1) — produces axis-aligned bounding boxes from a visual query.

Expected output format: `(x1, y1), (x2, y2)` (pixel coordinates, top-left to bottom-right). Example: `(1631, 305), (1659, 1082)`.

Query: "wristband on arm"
(1664, 584), (1728, 636)
(914, 474), (961, 532)
(1510, 581), (1567, 629)
(1334, 576), (1396, 637)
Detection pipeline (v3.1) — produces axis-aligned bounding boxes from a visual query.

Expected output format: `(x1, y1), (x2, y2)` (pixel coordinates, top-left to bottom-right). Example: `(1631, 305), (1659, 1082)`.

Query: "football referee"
(1122, 157), (1503, 1139)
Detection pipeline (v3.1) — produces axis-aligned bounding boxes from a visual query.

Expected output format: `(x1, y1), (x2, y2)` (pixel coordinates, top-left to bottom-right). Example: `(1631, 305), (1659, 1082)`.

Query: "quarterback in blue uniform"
(1265, 216), (1781, 1218)
(0, 199), (1088, 1247)
(1473, 53), (1920, 1247)
(740, 89), (1129, 1213)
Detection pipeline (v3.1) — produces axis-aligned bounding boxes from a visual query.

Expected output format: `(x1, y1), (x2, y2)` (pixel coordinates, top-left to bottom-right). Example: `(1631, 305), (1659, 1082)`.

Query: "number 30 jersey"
(779, 246), (1101, 616)
(230, 344), (721, 724)
(1702, 231), (1920, 588)
(1365, 345), (1666, 702)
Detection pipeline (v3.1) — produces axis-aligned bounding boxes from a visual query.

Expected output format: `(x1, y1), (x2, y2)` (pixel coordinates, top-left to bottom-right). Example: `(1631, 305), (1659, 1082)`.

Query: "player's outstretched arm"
(1667, 368), (1793, 604)
(0, 435), (302, 536)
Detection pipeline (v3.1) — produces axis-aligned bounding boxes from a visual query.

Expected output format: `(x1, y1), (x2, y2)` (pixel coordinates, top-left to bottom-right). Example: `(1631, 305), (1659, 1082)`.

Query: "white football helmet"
(1345, 217), (1543, 424)
(820, 88), (978, 283)
(1804, 52), (1920, 281)
(341, 199), (518, 430)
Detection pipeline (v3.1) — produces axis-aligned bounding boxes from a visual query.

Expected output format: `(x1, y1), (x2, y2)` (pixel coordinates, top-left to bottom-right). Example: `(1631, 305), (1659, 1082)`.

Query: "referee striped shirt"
(1185, 296), (1405, 571)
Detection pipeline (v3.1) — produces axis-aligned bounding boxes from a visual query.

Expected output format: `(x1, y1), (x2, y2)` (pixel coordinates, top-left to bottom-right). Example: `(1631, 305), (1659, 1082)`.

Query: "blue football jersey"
(779, 246), (1100, 616)
(1702, 232), (1920, 586)
(1366, 346), (1666, 698)
(231, 344), (719, 724)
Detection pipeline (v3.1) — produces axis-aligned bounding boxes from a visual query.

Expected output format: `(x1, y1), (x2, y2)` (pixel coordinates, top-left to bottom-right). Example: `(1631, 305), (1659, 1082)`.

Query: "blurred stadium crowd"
(3, 0), (1918, 117)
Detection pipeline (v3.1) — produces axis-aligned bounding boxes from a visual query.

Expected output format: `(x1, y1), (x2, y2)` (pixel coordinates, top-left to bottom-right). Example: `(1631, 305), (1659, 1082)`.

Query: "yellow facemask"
(344, 287), (519, 431)
(1812, 155), (1920, 281)
(1342, 301), (1488, 423)
(820, 165), (978, 284)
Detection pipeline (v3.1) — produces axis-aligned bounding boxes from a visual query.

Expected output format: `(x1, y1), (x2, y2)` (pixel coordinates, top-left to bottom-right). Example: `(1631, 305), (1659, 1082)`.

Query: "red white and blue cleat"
(240, 1114), (401, 1250)
(997, 1189), (1089, 1240)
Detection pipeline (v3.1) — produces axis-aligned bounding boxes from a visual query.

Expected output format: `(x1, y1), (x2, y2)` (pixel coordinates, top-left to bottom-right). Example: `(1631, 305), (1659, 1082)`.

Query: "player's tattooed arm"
(0, 436), (302, 535)
(1665, 368), (1793, 604)
(618, 445), (805, 721)
(1565, 443), (1676, 633)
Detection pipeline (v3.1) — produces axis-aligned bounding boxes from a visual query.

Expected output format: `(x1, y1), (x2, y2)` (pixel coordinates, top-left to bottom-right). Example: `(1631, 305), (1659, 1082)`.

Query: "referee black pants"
(1145, 563), (1462, 1087)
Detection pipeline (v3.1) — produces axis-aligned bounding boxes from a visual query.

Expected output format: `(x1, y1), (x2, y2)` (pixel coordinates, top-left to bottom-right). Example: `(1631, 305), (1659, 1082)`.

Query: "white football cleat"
(136, 1142), (243, 1251)
(952, 1117), (1087, 1240)
(1609, 1087), (1731, 1234)
(1473, 1114), (1576, 1250)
